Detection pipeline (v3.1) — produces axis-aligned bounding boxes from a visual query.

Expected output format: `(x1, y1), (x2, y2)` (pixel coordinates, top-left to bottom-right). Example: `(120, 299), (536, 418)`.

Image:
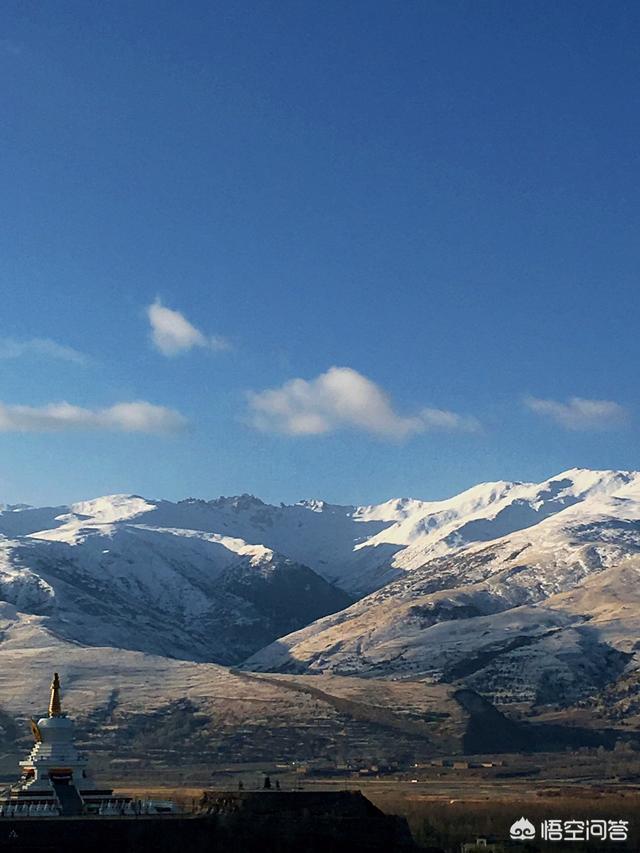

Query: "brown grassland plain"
(114, 770), (640, 851)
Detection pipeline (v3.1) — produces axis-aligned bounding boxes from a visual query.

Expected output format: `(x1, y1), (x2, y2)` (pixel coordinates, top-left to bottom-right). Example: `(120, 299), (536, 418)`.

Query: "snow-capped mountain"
(0, 517), (351, 664)
(242, 471), (640, 705)
(4, 468), (637, 597)
(2, 468), (640, 705)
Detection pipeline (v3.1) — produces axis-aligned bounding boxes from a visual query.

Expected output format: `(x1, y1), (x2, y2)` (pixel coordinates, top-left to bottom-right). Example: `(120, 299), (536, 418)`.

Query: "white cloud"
(419, 407), (478, 431)
(248, 366), (478, 439)
(0, 400), (186, 434)
(524, 395), (628, 430)
(147, 300), (229, 356)
(0, 337), (86, 365)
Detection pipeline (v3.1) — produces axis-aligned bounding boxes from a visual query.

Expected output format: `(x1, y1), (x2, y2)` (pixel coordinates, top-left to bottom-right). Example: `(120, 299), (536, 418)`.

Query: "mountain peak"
(0, 503), (33, 513)
(296, 499), (330, 512)
(207, 494), (266, 511)
(69, 494), (157, 523)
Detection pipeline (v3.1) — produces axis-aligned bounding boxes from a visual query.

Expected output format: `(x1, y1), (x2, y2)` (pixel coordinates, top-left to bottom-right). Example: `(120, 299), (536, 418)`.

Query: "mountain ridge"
(2, 467), (640, 709)
(5, 467), (639, 595)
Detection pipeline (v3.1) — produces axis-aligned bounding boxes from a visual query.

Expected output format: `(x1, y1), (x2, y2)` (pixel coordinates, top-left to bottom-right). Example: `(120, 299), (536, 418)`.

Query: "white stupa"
(1, 673), (125, 816)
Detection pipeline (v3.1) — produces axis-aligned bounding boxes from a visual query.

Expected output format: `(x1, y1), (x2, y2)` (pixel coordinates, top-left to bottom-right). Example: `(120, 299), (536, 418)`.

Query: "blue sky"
(1, 0), (639, 506)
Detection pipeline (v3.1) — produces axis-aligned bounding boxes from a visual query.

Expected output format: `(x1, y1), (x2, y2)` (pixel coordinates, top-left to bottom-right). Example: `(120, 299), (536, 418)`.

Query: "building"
(0, 673), (127, 816)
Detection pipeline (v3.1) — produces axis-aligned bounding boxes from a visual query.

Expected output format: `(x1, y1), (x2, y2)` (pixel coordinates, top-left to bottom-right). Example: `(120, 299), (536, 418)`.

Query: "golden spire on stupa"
(48, 672), (62, 718)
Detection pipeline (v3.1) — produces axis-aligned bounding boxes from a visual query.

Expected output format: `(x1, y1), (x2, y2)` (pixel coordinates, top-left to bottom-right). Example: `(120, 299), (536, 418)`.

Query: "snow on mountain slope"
(69, 494), (157, 523)
(172, 469), (640, 594)
(3, 493), (392, 592)
(360, 469), (638, 571)
(243, 486), (640, 706)
(546, 561), (640, 656)
(5, 468), (638, 597)
(0, 523), (351, 665)
(2, 467), (640, 703)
